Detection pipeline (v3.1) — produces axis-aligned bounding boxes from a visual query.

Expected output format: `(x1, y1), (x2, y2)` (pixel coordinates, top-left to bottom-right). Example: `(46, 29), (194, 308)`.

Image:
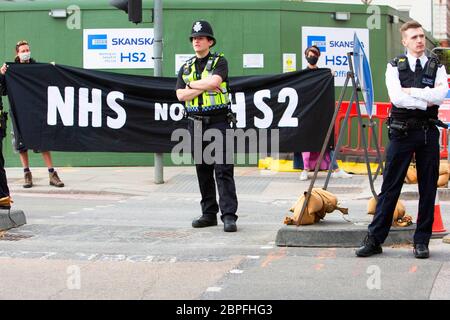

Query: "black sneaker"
(413, 243), (429, 259)
(223, 215), (237, 232)
(355, 234), (382, 257)
(192, 215), (217, 228)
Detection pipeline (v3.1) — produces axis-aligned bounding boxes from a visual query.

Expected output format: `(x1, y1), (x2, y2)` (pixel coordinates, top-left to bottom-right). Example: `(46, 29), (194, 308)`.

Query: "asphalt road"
(0, 167), (449, 301)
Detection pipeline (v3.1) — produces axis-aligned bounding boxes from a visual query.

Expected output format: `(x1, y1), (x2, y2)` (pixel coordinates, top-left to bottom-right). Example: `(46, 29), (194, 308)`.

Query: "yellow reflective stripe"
(185, 53), (229, 108)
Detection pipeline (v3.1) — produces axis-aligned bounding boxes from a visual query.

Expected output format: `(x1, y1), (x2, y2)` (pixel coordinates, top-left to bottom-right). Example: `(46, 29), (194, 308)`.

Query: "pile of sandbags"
(284, 188), (348, 225)
(405, 161), (449, 187)
(367, 197), (412, 227)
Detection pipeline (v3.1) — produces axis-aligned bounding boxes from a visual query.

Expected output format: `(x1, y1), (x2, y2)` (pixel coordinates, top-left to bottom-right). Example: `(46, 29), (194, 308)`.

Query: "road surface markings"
(409, 265), (418, 273)
(261, 248), (286, 268)
(314, 263), (325, 271)
(229, 269), (244, 274)
(206, 287), (222, 292)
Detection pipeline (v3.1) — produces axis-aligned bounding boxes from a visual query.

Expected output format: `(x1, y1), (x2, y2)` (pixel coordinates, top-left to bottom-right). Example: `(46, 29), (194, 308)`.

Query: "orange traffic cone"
(432, 192), (446, 234)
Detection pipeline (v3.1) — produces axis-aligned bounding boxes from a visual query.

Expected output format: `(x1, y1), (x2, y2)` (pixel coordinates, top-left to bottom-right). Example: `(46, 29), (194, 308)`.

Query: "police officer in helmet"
(356, 21), (449, 259)
(176, 20), (238, 232)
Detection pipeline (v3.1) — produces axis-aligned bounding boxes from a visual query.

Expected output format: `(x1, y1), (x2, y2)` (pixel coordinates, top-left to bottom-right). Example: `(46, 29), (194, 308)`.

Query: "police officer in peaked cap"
(176, 20), (238, 232)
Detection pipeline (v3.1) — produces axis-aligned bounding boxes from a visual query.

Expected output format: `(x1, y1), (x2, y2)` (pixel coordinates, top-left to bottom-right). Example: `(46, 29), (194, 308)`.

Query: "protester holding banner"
(356, 21), (449, 259)
(176, 21), (238, 232)
(298, 45), (351, 181)
(0, 83), (12, 209)
(0, 40), (64, 189)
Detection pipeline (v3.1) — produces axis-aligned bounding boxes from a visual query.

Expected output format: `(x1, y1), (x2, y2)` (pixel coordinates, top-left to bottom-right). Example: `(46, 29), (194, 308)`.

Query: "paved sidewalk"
(0, 166), (449, 300)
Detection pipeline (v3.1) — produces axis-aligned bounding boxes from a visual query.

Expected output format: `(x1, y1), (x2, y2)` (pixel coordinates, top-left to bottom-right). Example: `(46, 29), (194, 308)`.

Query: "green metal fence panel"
(0, 0), (439, 166)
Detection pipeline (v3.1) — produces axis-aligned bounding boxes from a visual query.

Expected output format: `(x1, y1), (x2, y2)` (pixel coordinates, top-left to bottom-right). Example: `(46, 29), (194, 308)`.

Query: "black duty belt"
(187, 113), (228, 125)
(388, 117), (448, 131)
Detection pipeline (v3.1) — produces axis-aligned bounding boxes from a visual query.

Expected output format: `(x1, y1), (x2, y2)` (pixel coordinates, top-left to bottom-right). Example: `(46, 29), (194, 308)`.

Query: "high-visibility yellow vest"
(182, 53), (230, 112)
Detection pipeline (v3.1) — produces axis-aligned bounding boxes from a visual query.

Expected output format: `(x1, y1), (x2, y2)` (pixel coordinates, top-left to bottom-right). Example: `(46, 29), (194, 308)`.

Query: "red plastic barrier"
(334, 101), (389, 157)
(335, 101), (449, 160)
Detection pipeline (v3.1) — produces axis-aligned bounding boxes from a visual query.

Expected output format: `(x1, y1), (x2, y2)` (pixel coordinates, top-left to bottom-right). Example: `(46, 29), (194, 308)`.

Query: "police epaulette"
(206, 52), (224, 71)
(389, 54), (407, 67)
(428, 56), (443, 68)
(185, 55), (196, 65)
(389, 58), (398, 67)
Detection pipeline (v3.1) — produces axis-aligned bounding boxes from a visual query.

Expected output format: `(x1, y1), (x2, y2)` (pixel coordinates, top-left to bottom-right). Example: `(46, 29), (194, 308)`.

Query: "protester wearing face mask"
(296, 45), (352, 181)
(0, 40), (64, 189)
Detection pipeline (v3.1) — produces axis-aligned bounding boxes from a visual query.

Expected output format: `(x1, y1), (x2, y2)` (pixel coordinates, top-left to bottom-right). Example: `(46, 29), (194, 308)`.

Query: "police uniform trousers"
(188, 119), (238, 222)
(369, 126), (439, 245)
(0, 139), (10, 198)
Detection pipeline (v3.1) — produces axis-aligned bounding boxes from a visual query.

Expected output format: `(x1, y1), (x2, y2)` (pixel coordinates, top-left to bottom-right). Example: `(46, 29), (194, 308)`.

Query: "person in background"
(0, 83), (12, 209)
(0, 40), (64, 189)
(299, 45), (352, 181)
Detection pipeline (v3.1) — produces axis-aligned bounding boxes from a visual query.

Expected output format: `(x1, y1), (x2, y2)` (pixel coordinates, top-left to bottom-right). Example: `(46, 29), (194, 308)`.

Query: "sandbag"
(440, 161), (449, 175)
(367, 197), (412, 227)
(284, 188), (348, 225)
(438, 173), (449, 187)
(405, 161), (450, 187)
(405, 165), (417, 184)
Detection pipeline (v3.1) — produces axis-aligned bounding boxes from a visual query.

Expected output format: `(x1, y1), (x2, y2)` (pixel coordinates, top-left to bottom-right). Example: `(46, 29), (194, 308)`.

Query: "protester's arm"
(385, 63), (427, 110)
(0, 64), (8, 96)
(0, 63), (7, 75)
(408, 65), (448, 106)
(0, 76), (6, 96)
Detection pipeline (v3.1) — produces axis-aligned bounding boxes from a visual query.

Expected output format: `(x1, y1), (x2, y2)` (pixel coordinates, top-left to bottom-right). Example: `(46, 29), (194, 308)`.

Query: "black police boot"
(355, 234), (382, 257)
(223, 215), (237, 232)
(192, 215), (218, 228)
(413, 243), (429, 259)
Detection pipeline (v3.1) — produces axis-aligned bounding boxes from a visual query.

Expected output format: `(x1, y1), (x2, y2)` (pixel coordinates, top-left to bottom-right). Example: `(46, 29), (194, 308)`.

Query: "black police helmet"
(189, 20), (216, 47)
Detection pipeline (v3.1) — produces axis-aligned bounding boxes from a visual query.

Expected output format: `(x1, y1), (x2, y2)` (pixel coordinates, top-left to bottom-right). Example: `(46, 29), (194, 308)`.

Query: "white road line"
(230, 269), (244, 274)
(206, 287), (222, 292)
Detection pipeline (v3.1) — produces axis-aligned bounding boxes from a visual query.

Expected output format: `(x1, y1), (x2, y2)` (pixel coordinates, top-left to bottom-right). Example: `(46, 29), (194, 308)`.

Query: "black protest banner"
(4, 63), (334, 152)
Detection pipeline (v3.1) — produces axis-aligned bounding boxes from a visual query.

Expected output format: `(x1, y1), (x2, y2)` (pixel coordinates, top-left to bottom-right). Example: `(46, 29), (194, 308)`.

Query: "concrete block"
(276, 220), (415, 247)
(0, 209), (27, 231)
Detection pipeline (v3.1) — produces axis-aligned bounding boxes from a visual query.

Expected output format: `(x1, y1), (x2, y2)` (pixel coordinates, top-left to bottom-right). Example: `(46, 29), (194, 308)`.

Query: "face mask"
(306, 56), (318, 66)
(18, 52), (31, 62)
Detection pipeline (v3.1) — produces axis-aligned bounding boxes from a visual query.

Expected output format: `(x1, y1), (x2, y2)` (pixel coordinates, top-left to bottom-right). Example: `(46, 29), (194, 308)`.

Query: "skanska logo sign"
(307, 36), (326, 52)
(88, 34), (107, 50)
(307, 35), (361, 53)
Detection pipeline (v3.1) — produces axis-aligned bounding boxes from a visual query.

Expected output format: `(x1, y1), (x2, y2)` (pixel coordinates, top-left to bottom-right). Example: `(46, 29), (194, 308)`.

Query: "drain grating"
(0, 233), (33, 241)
